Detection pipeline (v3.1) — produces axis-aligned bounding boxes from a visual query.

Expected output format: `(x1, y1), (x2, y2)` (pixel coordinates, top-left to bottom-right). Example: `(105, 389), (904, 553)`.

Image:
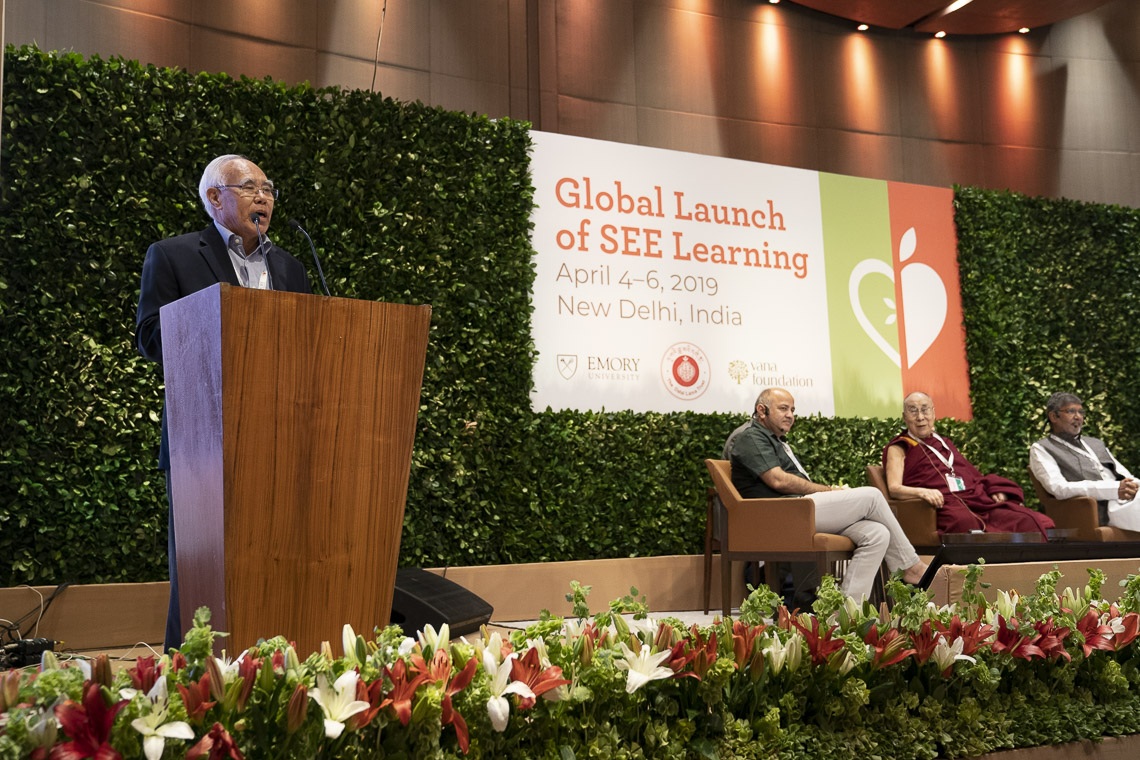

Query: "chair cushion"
(812, 533), (856, 552)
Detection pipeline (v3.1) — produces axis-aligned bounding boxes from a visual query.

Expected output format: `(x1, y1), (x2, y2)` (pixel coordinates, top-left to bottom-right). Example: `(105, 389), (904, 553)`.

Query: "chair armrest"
(723, 496), (817, 552)
(1039, 496), (1100, 541)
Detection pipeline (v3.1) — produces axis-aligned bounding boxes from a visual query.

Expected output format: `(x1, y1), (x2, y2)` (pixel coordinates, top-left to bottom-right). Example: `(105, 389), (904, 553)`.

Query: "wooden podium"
(160, 284), (431, 654)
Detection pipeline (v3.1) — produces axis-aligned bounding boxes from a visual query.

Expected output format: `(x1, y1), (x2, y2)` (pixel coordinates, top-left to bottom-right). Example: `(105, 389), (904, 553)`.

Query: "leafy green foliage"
(4, 46), (1140, 586)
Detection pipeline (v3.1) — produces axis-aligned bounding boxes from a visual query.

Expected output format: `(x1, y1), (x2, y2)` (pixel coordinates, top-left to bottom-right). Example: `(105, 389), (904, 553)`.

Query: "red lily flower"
(1076, 610), (1116, 657)
(1115, 612), (1140, 651)
(667, 627), (718, 680)
(1033, 619), (1072, 662)
(865, 626), (916, 670)
(128, 655), (162, 694)
(186, 722), (245, 760)
(170, 652), (187, 673)
(177, 673), (217, 724)
(408, 648), (477, 752)
(343, 676), (384, 731)
(51, 681), (128, 760)
(272, 649), (286, 674)
(789, 616), (846, 666)
(440, 655), (477, 755)
(935, 615), (995, 657)
(909, 620), (939, 665)
(381, 658), (429, 726)
(991, 616), (1045, 660)
(731, 620), (767, 669)
(441, 692), (471, 754)
(509, 647), (571, 710)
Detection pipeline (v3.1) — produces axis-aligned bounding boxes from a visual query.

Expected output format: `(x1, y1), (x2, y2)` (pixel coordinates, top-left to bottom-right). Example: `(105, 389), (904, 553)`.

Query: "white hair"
(197, 154), (246, 219)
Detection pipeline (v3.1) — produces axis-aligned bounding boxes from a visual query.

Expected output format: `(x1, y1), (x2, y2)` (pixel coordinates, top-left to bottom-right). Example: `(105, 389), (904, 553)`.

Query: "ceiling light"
(934, 30), (947, 38)
(1018, 27), (1030, 34)
(857, 23), (869, 31)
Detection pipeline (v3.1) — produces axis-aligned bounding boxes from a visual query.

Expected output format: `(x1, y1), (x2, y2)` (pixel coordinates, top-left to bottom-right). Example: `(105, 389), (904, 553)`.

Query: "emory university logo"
(557, 354), (578, 380)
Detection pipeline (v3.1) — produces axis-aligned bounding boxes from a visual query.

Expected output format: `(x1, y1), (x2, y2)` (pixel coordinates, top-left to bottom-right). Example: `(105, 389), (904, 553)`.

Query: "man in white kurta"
(1029, 392), (1140, 531)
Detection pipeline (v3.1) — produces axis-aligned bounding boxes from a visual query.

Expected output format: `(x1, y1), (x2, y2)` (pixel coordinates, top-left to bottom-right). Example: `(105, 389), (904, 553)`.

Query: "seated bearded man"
(882, 392), (1055, 536)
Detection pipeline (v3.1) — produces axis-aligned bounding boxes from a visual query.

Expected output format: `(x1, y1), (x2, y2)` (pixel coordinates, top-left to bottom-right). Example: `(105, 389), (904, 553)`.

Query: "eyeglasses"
(215, 180), (279, 200)
(904, 405), (934, 417)
(1058, 407), (1086, 417)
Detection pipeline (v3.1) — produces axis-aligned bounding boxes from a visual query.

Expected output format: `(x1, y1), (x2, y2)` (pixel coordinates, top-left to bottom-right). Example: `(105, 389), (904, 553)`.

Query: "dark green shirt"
(730, 419), (809, 498)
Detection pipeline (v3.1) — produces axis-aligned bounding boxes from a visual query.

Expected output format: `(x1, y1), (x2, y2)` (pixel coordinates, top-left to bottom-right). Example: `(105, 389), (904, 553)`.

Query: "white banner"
(528, 131), (971, 419)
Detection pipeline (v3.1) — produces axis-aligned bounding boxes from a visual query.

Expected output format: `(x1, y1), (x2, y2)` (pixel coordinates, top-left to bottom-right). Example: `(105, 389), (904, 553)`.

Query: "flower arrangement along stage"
(3, 566), (1140, 759)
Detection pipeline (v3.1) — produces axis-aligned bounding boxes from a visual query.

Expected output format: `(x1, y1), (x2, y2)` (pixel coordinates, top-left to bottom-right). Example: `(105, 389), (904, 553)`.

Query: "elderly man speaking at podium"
(883, 392), (1054, 537)
(730, 388), (927, 601)
(136, 154), (311, 651)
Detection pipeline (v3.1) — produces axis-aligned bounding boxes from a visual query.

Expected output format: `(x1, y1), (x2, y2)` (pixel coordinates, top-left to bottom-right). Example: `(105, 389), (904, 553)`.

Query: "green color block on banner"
(819, 173), (902, 418)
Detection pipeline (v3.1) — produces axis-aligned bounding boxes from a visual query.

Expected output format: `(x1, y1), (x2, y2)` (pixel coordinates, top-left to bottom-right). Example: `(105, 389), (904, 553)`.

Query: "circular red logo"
(660, 342), (710, 400)
(672, 355), (700, 387)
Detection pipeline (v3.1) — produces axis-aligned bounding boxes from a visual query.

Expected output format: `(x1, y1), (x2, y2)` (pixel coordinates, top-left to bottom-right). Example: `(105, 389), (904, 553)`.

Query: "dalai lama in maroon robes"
(882, 392), (1055, 536)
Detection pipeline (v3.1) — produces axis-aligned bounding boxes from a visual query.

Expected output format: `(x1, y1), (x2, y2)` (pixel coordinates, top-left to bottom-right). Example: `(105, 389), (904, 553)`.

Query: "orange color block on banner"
(887, 182), (972, 420)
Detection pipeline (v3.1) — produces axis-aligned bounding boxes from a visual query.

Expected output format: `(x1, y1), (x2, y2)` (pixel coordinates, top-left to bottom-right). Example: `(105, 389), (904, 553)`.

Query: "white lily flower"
(211, 651), (246, 684)
(562, 618), (586, 642)
(931, 636), (975, 672)
(129, 676), (195, 760)
(342, 624), (359, 665)
(308, 671), (371, 739)
(417, 623), (451, 654)
(832, 649), (856, 676)
(614, 643), (673, 694)
(994, 590), (1019, 621)
(765, 635), (803, 675)
(763, 637), (788, 675)
(628, 616), (660, 640)
(27, 707), (58, 750)
(483, 650), (534, 732)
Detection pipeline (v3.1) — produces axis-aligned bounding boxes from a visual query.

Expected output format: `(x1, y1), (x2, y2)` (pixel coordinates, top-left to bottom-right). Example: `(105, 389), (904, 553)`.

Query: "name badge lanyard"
(782, 441), (811, 481)
(921, 433), (965, 492)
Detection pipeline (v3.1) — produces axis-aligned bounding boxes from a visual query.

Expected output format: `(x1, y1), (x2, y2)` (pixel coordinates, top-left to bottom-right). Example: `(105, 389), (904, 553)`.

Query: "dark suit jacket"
(136, 223), (312, 468)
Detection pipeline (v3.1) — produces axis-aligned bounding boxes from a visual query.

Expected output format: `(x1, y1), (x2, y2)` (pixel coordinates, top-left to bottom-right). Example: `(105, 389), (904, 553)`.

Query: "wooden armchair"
(1027, 470), (1140, 542)
(704, 459), (854, 616)
(865, 464), (941, 553)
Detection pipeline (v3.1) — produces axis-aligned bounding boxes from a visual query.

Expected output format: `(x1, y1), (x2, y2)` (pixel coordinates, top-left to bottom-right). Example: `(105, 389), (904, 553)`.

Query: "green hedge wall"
(1, 46), (1137, 586)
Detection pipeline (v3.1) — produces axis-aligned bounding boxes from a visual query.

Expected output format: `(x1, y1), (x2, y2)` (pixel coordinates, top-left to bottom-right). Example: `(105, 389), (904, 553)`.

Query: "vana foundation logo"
(849, 226), (946, 369)
(660, 342), (710, 400)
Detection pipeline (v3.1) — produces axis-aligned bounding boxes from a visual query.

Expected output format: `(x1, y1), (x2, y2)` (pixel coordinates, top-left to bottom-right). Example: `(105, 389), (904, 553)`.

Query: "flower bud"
(92, 654), (113, 688)
(206, 657), (226, 702)
(285, 682), (310, 733)
(0, 669), (21, 712)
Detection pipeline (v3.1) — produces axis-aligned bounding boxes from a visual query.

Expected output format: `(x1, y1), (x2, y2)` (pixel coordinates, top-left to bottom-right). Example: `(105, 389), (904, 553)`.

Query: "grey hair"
(1045, 392), (1082, 417)
(198, 154), (247, 218)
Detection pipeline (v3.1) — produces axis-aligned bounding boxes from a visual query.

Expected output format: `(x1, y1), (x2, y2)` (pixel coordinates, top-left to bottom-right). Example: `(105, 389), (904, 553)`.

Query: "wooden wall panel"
(4, 0), (1140, 231)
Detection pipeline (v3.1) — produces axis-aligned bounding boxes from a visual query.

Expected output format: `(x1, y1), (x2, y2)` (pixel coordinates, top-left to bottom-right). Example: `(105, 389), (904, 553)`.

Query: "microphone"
(249, 212), (272, 290)
(249, 212), (267, 250)
(288, 219), (331, 297)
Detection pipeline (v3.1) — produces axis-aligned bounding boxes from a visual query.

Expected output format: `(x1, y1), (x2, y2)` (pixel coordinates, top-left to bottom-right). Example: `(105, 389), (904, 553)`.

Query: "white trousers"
(811, 486), (921, 601)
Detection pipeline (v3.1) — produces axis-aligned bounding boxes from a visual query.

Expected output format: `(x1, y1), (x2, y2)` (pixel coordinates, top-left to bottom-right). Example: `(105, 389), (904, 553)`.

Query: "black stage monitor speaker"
(390, 567), (494, 636)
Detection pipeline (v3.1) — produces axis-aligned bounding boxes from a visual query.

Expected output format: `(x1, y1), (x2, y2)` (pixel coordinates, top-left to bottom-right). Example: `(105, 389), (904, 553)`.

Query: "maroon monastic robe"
(883, 433), (1055, 536)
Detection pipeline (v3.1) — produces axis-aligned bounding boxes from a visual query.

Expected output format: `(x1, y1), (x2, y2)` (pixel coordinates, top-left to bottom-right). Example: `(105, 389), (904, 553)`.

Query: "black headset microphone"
(288, 218), (332, 297)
